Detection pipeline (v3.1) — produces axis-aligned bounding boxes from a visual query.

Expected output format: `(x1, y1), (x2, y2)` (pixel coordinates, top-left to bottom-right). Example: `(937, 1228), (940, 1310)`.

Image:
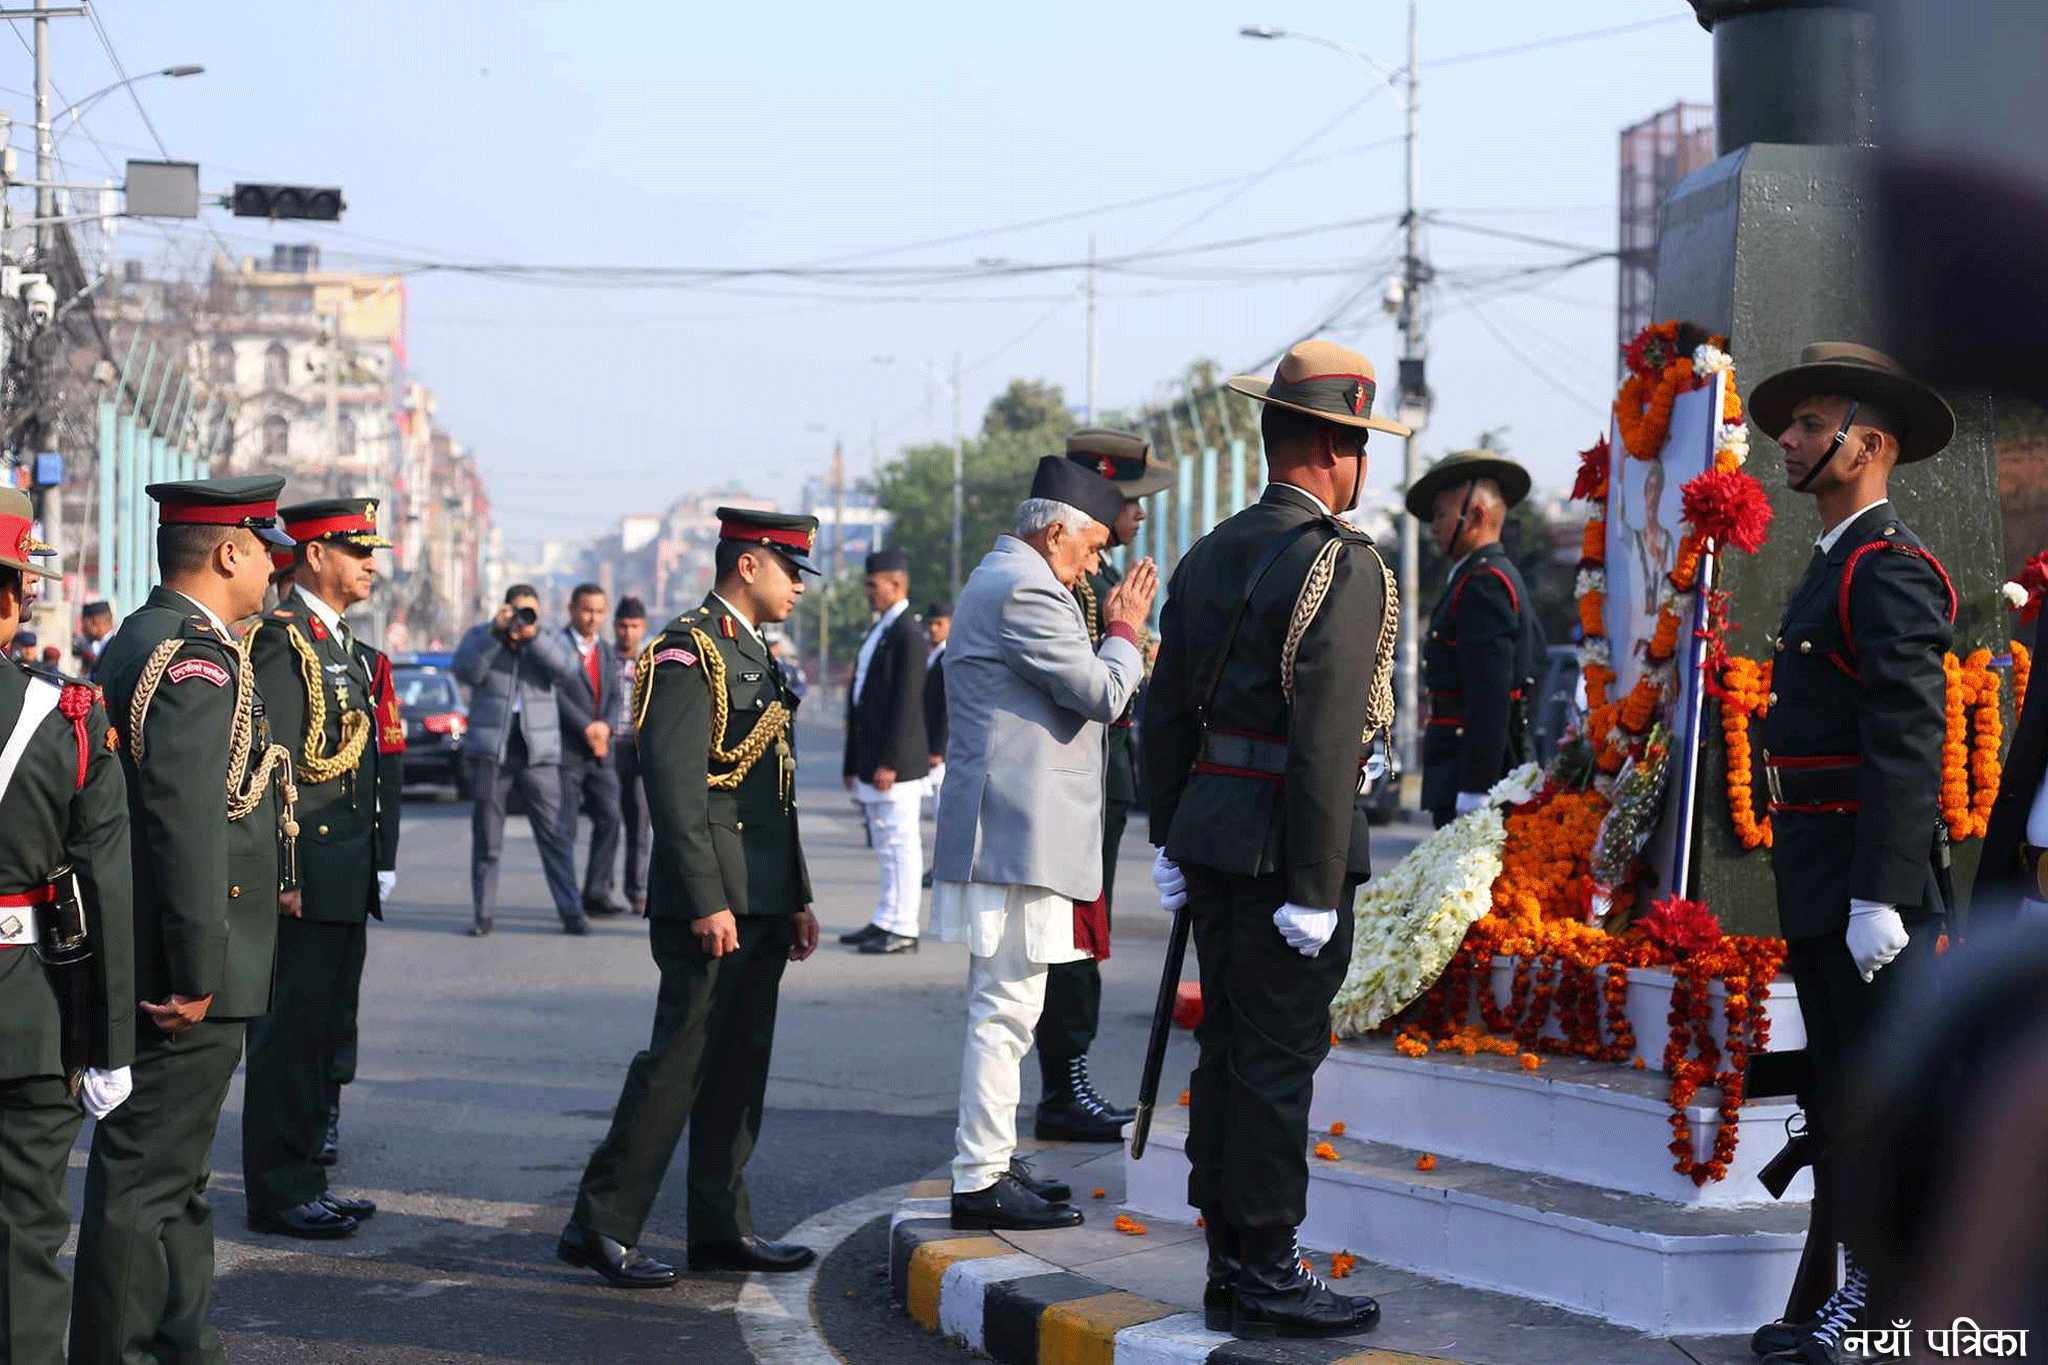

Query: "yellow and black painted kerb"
(889, 1213), (1462, 1365)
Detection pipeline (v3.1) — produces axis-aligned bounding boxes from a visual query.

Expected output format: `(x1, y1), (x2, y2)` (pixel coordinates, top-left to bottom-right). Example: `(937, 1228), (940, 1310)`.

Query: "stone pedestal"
(1654, 142), (2006, 934)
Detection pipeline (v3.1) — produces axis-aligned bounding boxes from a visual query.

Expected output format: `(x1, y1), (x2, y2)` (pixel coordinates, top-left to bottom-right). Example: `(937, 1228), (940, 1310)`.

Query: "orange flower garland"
(1615, 320), (1701, 460)
(1719, 657), (1773, 849)
(1963, 649), (2001, 839)
(2014, 640), (2032, 716)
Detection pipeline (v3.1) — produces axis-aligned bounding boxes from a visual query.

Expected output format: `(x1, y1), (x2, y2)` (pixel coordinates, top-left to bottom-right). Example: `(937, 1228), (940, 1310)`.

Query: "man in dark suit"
(1977, 585), (2048, 920)
(1411, 449), (1544, 828)
(1145, 340), (1398, 1341)
(840, 549), (929, 954)
(241, 497), (402, 1240)
(1744, 343), (1958, 1365)
(73, 478), (295, 1365)
(0, 493), (133, 1365)
(920, 601), (950, 890)
(558, 582), (630, 918)
(557, 509), (822, 1287)
(613, 596), (653, 916)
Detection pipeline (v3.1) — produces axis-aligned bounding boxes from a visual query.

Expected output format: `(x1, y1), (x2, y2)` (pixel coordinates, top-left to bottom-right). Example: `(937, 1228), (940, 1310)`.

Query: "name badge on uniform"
(741, 670), (764, 682)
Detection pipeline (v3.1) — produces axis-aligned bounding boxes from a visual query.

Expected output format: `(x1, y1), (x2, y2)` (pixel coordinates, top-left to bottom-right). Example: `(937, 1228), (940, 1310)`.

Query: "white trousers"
(951, 895), (1051, 1194)
(856, 777), (925, 936)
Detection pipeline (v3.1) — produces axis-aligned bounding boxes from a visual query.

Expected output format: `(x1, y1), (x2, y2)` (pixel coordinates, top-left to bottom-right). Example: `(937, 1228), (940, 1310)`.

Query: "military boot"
(1232, 1226), (1380, 1340)
(1201, 1213), (1242, 1332)
(1033, 1055), (1129, 1142)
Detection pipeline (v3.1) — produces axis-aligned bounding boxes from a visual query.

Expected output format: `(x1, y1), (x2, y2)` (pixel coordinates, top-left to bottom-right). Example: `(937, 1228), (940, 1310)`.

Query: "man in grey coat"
(453, 583), (591, 936)
(932, 456), (1158, 1232)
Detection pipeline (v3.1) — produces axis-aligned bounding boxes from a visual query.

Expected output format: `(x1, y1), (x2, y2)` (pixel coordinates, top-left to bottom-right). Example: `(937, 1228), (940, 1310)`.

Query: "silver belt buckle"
(0, 908), (33, 946)
(1763, 749), (1783, 806)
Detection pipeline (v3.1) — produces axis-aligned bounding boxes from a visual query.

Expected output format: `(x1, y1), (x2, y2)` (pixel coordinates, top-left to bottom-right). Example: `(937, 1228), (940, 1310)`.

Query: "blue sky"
(16, 1), (1710, 547)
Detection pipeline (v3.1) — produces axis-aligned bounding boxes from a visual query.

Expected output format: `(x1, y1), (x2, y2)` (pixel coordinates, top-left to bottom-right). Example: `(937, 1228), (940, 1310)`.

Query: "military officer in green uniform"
(1032, 427), (1174, 1142)
(557, 507), (822, 1287)
(0, 490), (133, 1365)
(241, 497), (402, 1239)
(1410, 449), (1544, 827)
(71, 476), (297, 1365)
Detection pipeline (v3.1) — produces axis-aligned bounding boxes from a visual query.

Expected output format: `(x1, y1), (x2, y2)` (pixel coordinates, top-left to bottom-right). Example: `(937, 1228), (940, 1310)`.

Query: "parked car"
(391, 660), (469, 800)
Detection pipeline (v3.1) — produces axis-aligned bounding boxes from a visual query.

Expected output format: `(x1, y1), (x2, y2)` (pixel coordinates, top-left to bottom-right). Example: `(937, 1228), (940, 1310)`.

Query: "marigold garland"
(1718, 656), (1772, 849)
(2014, 640), (2031, 716)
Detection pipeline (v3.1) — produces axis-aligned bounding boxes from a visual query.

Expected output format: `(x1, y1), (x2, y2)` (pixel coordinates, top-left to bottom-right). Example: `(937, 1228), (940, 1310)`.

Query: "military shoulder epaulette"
(21, 659), (85, 687)
(179, 614), (228, 641)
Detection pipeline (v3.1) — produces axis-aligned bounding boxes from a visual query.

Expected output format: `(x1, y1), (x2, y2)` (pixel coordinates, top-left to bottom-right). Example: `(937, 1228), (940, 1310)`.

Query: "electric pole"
(1394, 0), (1426, 775)
(819, 439), (843, 696)
(31, 0), (67, 665)
(949, 350), (963, 595)
(1085, 234), (1098, 423)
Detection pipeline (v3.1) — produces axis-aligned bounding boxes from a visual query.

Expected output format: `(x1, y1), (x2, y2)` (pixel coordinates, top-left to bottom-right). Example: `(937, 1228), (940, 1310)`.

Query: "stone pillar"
(1658, 2), (2003, 934)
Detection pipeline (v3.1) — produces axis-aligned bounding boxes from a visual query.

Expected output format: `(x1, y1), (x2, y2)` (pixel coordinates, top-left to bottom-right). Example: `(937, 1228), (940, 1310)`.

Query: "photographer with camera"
(453, 585), (591, 936)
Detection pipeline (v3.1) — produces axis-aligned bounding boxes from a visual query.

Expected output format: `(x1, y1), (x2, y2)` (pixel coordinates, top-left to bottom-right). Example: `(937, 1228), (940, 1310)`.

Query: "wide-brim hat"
(1226, 338), (1411, 437)
(1748, 341), (1956, 464)
(1066, 428), (1174, 498)
(0, 489), (58, 580)
(1403, 450), (1533, 520)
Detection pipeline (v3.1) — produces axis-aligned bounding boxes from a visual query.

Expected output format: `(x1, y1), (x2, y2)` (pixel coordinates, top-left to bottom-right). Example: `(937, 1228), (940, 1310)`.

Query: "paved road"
(59, 709), (1421, 1363)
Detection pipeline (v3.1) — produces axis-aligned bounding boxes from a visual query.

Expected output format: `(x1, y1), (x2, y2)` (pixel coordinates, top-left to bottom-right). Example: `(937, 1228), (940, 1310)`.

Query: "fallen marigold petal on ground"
(1416, 1153), (1437, 1172)
(1176, 1089), (1190, 1107)
(1112, 1214), (1147, 1236)
(1312, 1142), (1338, 1160)
(1328, 1120), (1346, 1136)
(1520, 1052), (1542, 1071)
(1331, 1252), (1357, 1279)
(1195, 1215), (1205, 1228)
(1091, 1187), (1106, 1199)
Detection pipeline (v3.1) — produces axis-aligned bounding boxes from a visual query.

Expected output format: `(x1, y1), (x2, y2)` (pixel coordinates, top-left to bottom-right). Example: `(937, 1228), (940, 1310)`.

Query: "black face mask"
(1791, 398), (1860, 493)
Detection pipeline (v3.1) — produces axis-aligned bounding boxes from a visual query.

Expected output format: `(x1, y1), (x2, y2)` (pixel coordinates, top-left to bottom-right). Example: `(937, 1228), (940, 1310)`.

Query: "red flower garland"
(1679, 468), (1774, 554)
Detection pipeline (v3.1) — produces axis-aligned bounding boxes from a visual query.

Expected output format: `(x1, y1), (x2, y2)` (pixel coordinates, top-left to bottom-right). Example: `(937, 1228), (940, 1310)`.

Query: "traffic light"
(230, 183), (345, 221)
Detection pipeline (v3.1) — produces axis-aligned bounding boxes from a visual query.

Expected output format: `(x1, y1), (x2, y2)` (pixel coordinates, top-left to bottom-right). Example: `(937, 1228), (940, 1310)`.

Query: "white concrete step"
(1309, 1037), (1811, 1208)
(1122, 1108), (1809, 1337)
(1471, 955), (1806, 1069)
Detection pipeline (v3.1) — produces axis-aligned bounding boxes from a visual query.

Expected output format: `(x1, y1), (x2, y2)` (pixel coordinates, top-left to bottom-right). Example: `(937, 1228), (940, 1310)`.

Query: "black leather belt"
(1763, 752), (1860, 813)
(1196, 728), (1287, 777)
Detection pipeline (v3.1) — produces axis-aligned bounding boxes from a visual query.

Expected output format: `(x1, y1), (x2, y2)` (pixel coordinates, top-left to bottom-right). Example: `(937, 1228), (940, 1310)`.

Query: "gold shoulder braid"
(1280, 534), (1400, 747)
(284, 625), (370, 785)
(690, 627), (790, 791)
(1073, 576), (1101, 646)
(128, 632), (301, 836)
(631, 635), (662, 731)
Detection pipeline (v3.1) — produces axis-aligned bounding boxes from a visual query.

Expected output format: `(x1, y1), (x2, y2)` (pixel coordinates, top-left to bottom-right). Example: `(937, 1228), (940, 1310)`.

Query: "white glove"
(79, 1066), (132, 1120)
(1455, 790), (1488, 816)
(1846, 900), (1910, 982)
(1151, 850), (1188, 911)
(1273, 903), (1338, 957)
(377, 870), (398, 901)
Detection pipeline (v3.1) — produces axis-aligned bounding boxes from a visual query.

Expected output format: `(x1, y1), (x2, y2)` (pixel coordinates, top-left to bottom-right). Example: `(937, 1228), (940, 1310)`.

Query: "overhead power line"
(1423, 14), (1690, 67)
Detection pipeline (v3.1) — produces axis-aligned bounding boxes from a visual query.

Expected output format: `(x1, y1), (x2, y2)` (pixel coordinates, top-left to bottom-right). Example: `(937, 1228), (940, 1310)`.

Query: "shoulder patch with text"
(167, 658), (231, 688)
(653, 647), (698, 668)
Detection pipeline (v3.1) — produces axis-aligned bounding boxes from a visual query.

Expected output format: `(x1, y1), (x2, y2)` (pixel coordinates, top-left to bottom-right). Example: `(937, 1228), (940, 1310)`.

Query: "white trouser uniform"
(933, 880), (1087, 1194)
(855, 776), (926, 936)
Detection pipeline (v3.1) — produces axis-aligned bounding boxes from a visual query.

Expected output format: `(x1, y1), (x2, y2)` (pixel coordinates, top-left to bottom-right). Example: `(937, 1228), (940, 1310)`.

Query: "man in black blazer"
(557, 582), (630, 918)
(840, 550), (930, 954)
(1979, 598), (2048, 920)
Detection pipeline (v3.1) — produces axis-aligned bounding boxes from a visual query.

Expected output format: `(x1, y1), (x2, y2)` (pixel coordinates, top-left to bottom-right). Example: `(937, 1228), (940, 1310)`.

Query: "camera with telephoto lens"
(514, 605), (538, 626)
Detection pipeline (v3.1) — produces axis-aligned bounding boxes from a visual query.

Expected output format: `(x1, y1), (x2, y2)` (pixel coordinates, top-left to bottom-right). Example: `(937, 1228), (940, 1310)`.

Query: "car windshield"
(394, 671), (459, 709)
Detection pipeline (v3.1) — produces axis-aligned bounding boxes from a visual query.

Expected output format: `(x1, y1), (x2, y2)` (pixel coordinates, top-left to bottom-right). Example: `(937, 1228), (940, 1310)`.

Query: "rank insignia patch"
(168, 658), (231, 688)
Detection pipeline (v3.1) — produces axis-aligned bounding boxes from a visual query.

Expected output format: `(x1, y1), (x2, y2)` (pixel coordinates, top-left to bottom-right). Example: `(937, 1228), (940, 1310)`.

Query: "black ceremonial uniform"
(568, 592), (810, 1259)
(0, 660), (132, 1365)
(242, 584), (402, 1226)
(1145, 482), (1392, 1230)
(1760, 502), (1953, 1132)
(1034, 560), (1135, 1076)
(1420, 544), (1541, 821)
(73, 586), (289, 1364)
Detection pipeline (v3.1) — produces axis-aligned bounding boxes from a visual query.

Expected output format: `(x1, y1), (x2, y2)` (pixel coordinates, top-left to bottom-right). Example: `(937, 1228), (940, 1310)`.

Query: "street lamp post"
(51, 63), (204, 148)
(1241, 6), (1427, 774)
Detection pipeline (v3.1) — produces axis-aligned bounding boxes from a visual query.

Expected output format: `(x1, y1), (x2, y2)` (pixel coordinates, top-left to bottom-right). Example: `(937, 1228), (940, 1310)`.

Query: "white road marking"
(736, 1182), (915, 1365)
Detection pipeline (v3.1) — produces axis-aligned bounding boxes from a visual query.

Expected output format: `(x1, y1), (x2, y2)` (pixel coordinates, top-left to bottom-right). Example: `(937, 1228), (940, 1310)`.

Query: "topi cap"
(1066, 428), (1174, 498)
(149, 475), (295, 548)
(0, 488), (58, 580)
(1227, 338), (1411, 436)
(1404, 450), (1532, 520)
(1028, 455), (1126, 530)
(924, 598), (952, 619)
(615, 595), (646, 620)
(1747, 341), (1956, 464)
(717, 506), (822, 576)
(864, 547), (908, 575)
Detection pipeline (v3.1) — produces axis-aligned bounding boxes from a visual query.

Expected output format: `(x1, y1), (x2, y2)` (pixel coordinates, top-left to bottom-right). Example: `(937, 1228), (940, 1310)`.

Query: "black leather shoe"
(1201, 1212), (1241, 1332)
(249, 1199), (358, 1240)
(1007, 1156), (1071, 1204)
(319, 1192), (376, 1221)
(920, 868), (934, 888)
(1752, 1318), (1813, 1359)
(556, 1222), (679, 1288)
(468, 916), (493, 937)
(687, 1236), (817, 1273)
(1232, 1226), (1379, 1340)
(839, 923), (884, 946)
(1034, 1094), (1126, 1143)
(859, 931), (918, 954)
(562, 917), (591, 936)
(316, 1102), (339, 1166)
(950, 1172), (1083, 1231)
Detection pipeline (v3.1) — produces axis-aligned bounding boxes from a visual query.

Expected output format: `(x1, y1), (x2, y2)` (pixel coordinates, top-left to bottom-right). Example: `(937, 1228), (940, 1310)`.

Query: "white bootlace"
(1067, 1057), (1112, 1117)
(1810, 1254), (1870, 1349)
(1289, 1233), (1328, 1292)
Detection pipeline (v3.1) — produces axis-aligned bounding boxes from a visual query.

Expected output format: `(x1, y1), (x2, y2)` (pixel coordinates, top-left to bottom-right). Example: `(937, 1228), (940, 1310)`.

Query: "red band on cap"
(719, 520), (813, 554)
(160, 500), (278, 527)
(0, 512), (38, 561)
(284, 513), (377, 542)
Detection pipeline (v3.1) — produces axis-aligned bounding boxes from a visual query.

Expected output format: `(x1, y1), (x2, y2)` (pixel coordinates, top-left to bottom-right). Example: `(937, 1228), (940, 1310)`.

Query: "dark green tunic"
(572, 593), (811, 1247)
(0, 661), (132, 1365)
(242, 588), (403, 1212)
(72, 585), (286, 1365)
